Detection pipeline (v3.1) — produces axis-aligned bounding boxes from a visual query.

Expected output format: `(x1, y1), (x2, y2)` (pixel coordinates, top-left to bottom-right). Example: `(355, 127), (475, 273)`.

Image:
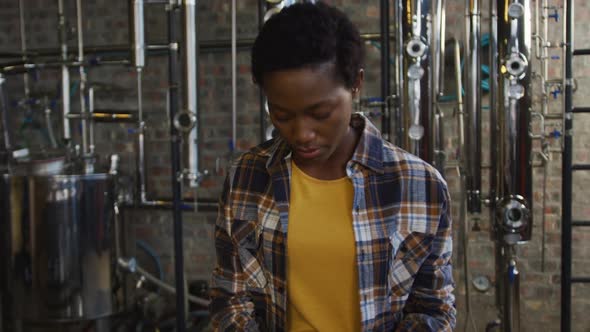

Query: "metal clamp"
(496, 195), (530, 244)
(508, 83), (525, 100)
(173, 110), (196, 133)
(506, 53), (528, 78)
(406, 38), (427, 58)
(177, 168), (209, 185)
(529, 112), (545, 139)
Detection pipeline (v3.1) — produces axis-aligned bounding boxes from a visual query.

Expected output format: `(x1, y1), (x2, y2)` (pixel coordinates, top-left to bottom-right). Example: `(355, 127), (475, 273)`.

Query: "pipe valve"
(118, 257), (138, 273)
(497, 195), (531, 244)
(506, 53), (528, 78)
(547, 7), (560, 22)
(406, 38), (427, 58)
(173, 110), (197, 132)
(551, 86), (562, 99)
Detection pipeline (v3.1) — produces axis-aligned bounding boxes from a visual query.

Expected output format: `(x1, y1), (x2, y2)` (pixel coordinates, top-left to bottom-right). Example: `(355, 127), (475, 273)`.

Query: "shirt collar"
(260, 113), (385, 173)
(349, 113), (384, 174)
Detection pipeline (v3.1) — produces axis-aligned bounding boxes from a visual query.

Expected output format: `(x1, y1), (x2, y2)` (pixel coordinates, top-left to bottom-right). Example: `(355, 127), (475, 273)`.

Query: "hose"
(118, 258), (210, 307)
(136, 239), (165, 281)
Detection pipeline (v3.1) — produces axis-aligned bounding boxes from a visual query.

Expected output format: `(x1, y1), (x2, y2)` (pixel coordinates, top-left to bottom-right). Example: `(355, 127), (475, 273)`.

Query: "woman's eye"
(313, 111), (331, 120)
(272, 113), (290, 122)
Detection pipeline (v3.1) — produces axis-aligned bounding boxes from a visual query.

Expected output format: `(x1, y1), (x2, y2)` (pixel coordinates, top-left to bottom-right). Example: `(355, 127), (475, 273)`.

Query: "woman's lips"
(294, 147), (321, 159)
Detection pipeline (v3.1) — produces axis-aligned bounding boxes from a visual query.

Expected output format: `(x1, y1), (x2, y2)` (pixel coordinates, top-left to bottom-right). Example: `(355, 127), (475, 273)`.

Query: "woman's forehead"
(263, 66), (346, 110)
(264, 63), (342, 92)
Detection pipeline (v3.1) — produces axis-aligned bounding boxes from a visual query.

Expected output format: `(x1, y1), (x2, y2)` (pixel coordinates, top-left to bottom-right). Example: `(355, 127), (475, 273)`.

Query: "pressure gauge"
(508, 3), (525, 19)
(472, 275), (492, 293)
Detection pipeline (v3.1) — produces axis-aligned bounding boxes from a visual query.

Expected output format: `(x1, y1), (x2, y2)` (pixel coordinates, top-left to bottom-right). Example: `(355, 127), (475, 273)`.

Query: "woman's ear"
(354, 68), (365, 92)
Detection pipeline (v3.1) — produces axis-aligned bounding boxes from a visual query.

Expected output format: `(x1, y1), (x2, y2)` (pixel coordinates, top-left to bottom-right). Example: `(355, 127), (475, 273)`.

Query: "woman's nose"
(292, 117), (315, 145)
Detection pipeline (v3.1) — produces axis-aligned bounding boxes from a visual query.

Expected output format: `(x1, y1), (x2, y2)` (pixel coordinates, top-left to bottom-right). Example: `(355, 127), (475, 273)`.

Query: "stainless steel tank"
(0, 173), (117, 323)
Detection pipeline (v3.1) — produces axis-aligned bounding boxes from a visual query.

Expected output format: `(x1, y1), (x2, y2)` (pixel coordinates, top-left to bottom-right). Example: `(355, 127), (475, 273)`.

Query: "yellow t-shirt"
(287, 161), (362, 332)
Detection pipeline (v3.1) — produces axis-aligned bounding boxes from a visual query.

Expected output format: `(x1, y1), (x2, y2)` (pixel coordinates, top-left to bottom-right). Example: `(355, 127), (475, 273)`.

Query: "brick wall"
(1, 1), (589, 331)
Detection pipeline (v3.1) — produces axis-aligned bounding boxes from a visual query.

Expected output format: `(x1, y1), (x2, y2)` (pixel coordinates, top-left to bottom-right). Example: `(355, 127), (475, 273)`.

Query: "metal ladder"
(561, 0), (590, 331)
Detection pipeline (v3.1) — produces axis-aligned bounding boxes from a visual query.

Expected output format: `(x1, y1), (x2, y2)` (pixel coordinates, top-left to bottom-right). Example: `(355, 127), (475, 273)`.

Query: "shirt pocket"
(231, 207), (268, 290)
(387, 231), (434, 297)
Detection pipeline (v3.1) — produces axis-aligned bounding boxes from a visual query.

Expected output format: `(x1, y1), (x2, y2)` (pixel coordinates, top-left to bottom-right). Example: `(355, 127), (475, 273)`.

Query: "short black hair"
(251, 2), (365, 89)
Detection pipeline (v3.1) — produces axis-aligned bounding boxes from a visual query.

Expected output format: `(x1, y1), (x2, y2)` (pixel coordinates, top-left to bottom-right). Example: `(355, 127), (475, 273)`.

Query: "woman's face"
(263, 63), (360, 170)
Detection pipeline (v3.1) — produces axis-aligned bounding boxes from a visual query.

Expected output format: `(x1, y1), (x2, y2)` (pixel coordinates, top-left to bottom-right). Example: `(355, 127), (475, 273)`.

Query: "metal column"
(561, 0), (590, 330)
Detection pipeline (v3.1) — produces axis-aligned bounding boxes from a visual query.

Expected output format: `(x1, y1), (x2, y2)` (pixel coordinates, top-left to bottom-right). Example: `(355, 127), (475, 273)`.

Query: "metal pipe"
(561, 0), (568, 153)
(44, 105), (59, 149)
(1, 59), (130, 75)
(541, 0), (548, 93)
(394, 0), (404, 146)
(130, 199), (218, 211)
(231, 0), (237, 151)
(137, 69), (147, 203)
(76, 0), (89, 157)
(0, 45), (165, 59)
(450, 46), (472, 329)
(380, 0), (391, 141)
(494, 1), (534, 330)
(497, 0), (533, 242)
(1, 61), (69, 74)
(397, 0), (434, 163)
(452, 39), (465, 162)
(181, 1), (200, 319)
(439, 1), (446, 96)
(432, 0), (446, 174)
(18, 0), (31, 116)
(58, 0), (71, 142)
(433, 106), (445, 174)
(561, 0), (572, 330)
(130, 0), (146, 68)
(114, 202), (122, 263)
(541, 150), (548, 271)
(258, 0), (266, 143)
(109, 154), (122, 262)
(533, 0), (541, 59)
(131, 0), (147, 202)
(66, 111), (135, 122)
(538, 1), (562, 121)
(459, 169), (477, 332)
(167, 4), (187, 331)
(433, 0), (444, 99)
(89, 87), (96, 154)
(534, 0), (550, 118)
(489, 0), (499, 272)
(489, 0), (501, 318)
(465, 0), (482, 213)
(502, 251), (521, 332)
(0, 74), (11, 153)
(183, 0), (200, 187)
(117, 258), (210, 307)
(1, 33), (386, 60)
(422, 0), (434, 165)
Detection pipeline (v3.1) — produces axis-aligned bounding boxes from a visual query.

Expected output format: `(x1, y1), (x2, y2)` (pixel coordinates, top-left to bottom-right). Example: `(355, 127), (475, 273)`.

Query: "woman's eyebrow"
(268, 100), (330, 113)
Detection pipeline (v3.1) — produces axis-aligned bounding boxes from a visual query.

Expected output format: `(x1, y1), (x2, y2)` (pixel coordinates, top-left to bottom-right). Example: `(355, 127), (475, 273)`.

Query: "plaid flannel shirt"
(210, 114), (456, 331)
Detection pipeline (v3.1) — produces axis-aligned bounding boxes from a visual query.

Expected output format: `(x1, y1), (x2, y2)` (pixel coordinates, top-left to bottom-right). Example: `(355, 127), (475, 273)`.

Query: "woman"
(209, 2), (455, 331)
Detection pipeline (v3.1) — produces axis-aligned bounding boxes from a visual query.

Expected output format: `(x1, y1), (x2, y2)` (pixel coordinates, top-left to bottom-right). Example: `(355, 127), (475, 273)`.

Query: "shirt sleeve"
(396, 181), (457, 331)
(209, 175), (261, 332)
